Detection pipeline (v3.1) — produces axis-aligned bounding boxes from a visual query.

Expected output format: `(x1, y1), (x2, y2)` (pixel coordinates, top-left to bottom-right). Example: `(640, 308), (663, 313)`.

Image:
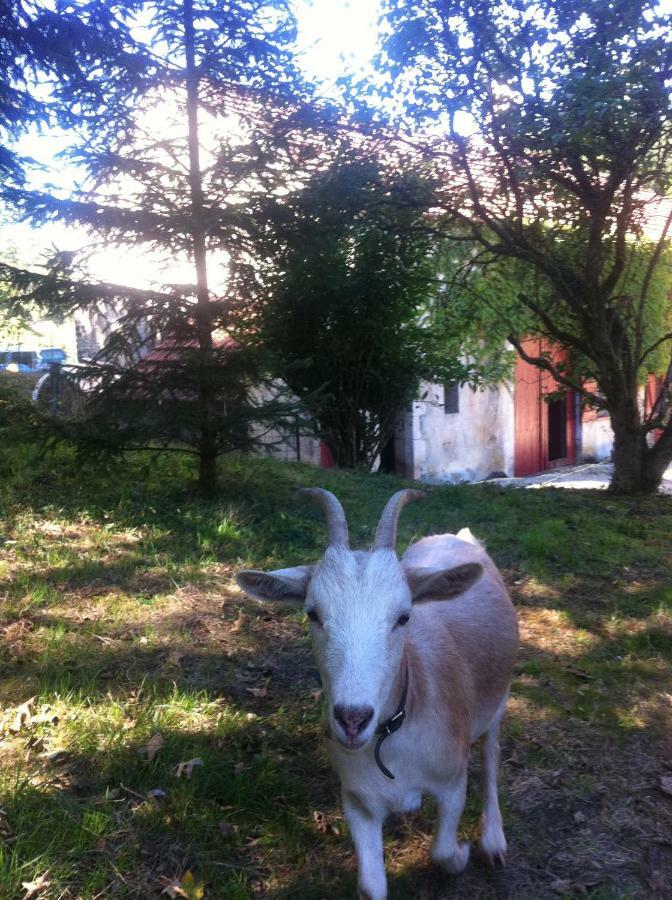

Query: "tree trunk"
(184, 0), (217, 493)
(609, 417), (648, 493)
(198, 443), (218, 495)
(608, 396), (670, 494)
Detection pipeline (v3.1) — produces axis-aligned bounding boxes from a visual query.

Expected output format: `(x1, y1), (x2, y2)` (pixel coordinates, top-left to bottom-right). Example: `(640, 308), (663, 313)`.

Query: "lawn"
(0, 446), (671, 899)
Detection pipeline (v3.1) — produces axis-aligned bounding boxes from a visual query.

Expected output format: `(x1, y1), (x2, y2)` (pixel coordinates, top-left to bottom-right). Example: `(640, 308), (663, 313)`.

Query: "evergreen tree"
(251, 153), (465, 468)
(2, 0), (315, 491)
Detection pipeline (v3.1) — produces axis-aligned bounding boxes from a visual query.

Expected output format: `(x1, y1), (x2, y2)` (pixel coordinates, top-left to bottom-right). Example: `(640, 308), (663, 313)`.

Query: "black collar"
(374, 661), (409, 780)
(314, 663), (410, 780)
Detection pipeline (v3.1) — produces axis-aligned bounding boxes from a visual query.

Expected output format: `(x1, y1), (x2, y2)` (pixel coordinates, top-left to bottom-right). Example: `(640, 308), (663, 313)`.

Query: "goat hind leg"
(478, 697), (508, 866)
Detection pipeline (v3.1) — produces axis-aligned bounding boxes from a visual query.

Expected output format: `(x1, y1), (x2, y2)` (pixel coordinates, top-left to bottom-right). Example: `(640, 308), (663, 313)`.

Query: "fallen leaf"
(21, 872), (51, 899)
(32, 709), (59, 727)
(563, 666), (596, 680)
(175, 757), (204, 779)
(141, 733), (164, 762)
(10, 697), (37, 734)
(246, 686), (267, 698)
(148, 787), (167, 800)
(39, 749), (70, 766)
(312, 810), (340, 836)
(660, 776), (672, 796)
(313, 810), (329, 833)
(218, 820), (236, 838)
(161, 871), (205, 899)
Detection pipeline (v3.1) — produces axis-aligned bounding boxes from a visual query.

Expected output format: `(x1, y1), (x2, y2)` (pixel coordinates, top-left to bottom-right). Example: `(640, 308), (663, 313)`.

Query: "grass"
(0, 444), (671, 898)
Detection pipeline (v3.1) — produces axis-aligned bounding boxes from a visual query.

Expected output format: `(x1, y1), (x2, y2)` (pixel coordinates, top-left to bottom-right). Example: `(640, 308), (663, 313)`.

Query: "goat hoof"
(431, 840), (470, 874)
(357, 883), (386, 900)
(489, 849), (506, 868)
(477, 842), (507, 868)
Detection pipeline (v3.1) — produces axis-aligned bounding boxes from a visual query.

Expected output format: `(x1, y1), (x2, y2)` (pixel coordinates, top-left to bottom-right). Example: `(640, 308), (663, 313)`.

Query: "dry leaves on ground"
(9, 697), (37, 734)
(160, 871), (205, 899)
(141, 732), (164, 761)
(21, 872), (51, 899)
(175, 757), (203, 779)
(312, 809), (340, 836)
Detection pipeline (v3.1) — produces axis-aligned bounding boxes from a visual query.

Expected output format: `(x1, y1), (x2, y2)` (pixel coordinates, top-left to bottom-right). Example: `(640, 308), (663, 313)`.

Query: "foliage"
(251, 155), (465, 468)
(371, 0), (672, 493)
(439, 238), (672, 388)
(0, 448), (671, 896)
(0, 0), (115, 184)
(1, 0), (318, 491)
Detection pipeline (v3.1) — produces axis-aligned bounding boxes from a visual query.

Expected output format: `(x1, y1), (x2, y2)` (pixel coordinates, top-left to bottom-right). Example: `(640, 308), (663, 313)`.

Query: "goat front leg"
(430, 769), (470, 874)
(342, 792), (387, 900)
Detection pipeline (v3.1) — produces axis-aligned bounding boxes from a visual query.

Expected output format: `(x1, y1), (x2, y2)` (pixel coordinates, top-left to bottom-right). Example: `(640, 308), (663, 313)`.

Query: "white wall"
(580, 417), (613, 461)
(408, 381), (515, 483)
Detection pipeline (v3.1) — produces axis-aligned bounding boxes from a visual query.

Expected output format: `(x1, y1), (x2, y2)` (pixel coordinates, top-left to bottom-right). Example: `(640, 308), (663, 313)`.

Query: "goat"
(237, 488), (518, 900)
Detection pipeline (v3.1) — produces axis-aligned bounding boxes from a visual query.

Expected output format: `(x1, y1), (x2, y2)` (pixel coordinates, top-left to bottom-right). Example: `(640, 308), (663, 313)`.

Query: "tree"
(2, 0), (315, 492)
(0, 1), (149, 188)
(252, 154), (463, 468)
(373, 0), (672, 493)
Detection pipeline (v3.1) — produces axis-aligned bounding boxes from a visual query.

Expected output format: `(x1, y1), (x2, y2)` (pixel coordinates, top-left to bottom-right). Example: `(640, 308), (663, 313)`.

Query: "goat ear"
(405, 563), (483, 604)
(236, 566), (314, 604)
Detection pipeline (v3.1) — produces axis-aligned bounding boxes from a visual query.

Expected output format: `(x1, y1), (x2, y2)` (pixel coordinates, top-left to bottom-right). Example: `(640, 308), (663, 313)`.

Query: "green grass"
(0, 444), (671, 898)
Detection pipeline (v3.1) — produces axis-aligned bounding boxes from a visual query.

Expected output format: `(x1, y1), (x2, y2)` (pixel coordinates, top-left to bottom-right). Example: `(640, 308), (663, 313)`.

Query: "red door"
(644, 374), (665, 442)
(514, 339), (576, 476)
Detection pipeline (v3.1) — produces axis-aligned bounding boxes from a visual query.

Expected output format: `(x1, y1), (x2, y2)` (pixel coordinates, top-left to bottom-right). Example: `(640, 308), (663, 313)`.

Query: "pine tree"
(3, 0), (315, 492)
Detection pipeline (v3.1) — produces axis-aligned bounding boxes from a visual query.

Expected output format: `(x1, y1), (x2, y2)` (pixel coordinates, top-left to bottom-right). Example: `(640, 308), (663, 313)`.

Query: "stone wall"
(405, 381), (515, 483)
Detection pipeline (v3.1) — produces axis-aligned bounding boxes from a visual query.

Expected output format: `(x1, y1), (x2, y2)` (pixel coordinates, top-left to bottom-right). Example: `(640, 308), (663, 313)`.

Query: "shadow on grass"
(0, 716), (338, 899)
(2, 450), (672, 896)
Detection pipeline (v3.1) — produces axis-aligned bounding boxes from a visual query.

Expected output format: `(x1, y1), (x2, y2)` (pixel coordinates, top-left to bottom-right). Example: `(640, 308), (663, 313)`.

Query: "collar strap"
(374, 661), (409, 780)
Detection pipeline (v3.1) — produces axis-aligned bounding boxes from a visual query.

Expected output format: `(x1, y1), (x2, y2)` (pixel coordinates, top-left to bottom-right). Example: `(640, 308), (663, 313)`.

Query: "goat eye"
(396, 612), (410, 628)
(306, 608), (321, 626)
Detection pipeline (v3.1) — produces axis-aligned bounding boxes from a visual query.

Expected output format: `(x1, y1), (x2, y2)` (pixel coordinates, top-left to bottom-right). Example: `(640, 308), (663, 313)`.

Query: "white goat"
(237, 488), (518, 900)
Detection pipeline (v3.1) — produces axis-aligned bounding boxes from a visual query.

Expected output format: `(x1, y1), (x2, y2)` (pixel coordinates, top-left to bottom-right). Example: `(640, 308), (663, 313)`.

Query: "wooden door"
(514, 338), (576, 476)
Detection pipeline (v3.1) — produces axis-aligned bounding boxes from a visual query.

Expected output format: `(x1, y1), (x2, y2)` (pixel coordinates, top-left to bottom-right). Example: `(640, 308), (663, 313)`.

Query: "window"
(444, 381), (460, 415)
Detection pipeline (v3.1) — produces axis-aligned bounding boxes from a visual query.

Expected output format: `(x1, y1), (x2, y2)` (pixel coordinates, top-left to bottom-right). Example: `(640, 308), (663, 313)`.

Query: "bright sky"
(4, 0), (672, 287)
(294, 0), (380, 88)
(2, 0), (383, 289)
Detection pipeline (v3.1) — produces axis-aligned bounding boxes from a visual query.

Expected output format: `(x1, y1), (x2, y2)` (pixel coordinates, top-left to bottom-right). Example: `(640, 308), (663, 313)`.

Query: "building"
(382, 339), (671, 484)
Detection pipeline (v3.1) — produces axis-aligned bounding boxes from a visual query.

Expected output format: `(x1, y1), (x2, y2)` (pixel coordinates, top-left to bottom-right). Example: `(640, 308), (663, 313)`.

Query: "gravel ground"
(484, 461), (672, 494)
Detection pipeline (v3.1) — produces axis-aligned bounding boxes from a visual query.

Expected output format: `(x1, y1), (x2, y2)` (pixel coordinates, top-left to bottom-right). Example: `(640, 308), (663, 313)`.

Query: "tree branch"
(507, 332), (607, 407)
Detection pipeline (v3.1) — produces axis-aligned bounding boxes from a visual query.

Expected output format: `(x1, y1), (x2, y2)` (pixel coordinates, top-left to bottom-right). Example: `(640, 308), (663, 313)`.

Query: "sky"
(1, 0), (383, 291)
(294, 0), (380, 88)
(3, 0), (672, 293)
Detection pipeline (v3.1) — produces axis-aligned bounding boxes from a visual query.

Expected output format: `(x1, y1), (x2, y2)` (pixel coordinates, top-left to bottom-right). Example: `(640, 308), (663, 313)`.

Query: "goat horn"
(373, 489), (427, 551)
(298, 487), (349, 548)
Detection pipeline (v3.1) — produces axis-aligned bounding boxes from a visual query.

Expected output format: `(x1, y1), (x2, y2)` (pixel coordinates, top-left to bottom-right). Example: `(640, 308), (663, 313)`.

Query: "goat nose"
(333, 704), (374, 738)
